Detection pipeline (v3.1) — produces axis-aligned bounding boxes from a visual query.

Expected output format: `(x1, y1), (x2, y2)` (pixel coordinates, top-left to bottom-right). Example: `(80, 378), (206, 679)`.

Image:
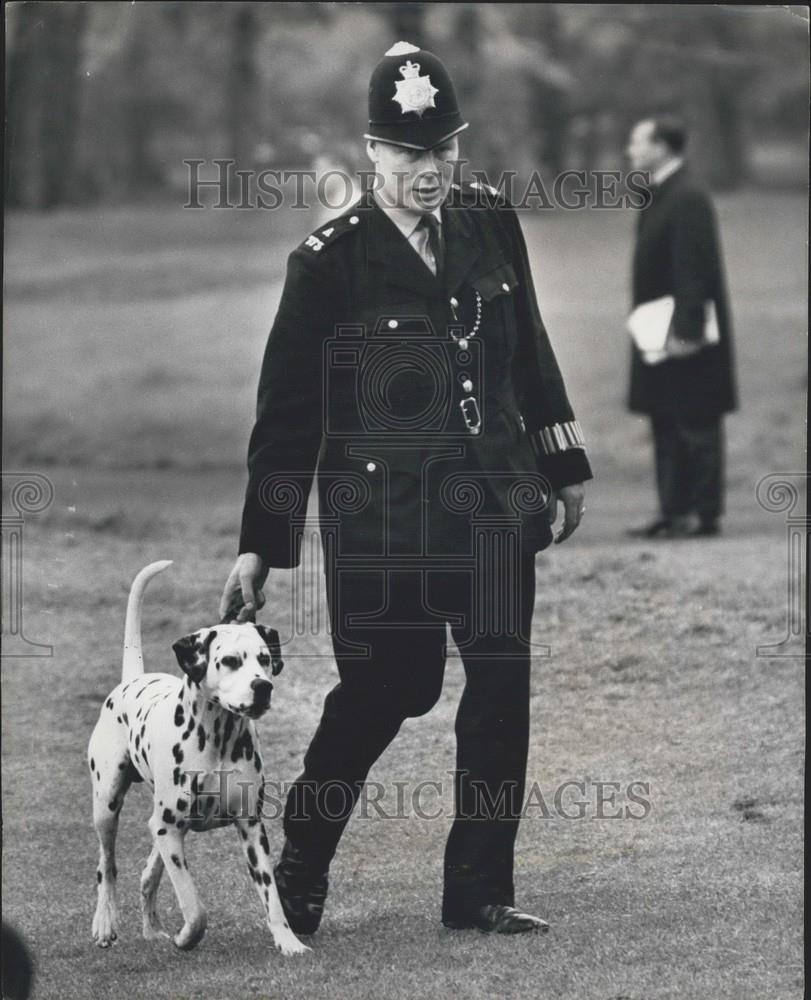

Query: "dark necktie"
(420, 214), (444, 281)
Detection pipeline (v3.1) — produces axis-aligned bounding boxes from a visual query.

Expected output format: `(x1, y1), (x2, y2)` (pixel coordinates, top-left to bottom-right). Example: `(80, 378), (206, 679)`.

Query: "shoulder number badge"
(392, 60), (438, 118)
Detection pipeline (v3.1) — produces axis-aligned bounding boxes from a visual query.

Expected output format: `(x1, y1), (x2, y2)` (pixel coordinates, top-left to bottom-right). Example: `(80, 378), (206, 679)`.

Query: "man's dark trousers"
(651, 412), (724, 523)
(282, 552), (537, 920)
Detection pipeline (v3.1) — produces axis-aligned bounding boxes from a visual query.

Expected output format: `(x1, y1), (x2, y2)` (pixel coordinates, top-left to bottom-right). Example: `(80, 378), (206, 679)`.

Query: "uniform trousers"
(652, 412), (724, 523)
(282, 550), (537, 920)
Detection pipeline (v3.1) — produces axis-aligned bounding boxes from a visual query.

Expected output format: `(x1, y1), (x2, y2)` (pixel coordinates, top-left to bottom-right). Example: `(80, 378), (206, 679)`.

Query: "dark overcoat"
(628, 166), (737, 420)
(239, 183), (592, 571)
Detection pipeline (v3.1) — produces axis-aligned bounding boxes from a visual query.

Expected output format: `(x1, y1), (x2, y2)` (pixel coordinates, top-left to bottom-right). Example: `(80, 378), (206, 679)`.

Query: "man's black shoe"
(688, 519), (721, 537)
(626, 517), (690, 539)
(443, 904), (549, 934)
(273, 840), (329, 936)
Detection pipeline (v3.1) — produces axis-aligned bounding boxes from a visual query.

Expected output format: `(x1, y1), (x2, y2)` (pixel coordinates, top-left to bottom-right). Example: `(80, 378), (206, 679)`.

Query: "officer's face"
(367, 137), (459, 214)
(626, 121), (667, 173)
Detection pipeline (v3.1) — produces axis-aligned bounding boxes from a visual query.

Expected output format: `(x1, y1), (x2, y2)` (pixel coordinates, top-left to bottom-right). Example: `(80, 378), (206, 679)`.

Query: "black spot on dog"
(177, 799), (187, 811)
(247, 846), (258, 868)
(162, 808), (176, 824)
(197, 724), (207, 752)
(89, 757), (95, 771)
(157, 828), (166, 836)
(259, 829), (270, 854)
(172, 744), (184, 764)
(134, 735), (140, 750)
(108, 798), (118, 812)
(105, 698), (114, 710)
(174, 705), (184, 727)
(118, 762), (126, 771)
(213, 717), (221, 734)
(173, 767), (181, 785)
(117, 716), (122, 724)
(231, 729), (254, 763)
(254, 753), (261, 771)
(140, 723), (146, 739)
(122, 714), (128, 725)
(96, 771), (101, 781)
(222, 715), (234, 751)
(262, 871), (271, 885)
(96, 870), (102, 883)
(171, 854), (181, 869)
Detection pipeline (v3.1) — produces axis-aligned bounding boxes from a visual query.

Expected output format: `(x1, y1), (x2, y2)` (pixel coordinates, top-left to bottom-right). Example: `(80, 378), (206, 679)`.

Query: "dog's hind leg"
(140, 844), (169, 941)
(148, 815), (207, 951)
(88, 724), (132, 948)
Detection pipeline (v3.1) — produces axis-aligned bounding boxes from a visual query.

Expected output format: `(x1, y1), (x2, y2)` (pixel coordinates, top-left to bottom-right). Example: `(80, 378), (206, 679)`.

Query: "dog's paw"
(92, 905), (120, 948)
(273, 928), (310, 956)
(173, 915), (207, 951)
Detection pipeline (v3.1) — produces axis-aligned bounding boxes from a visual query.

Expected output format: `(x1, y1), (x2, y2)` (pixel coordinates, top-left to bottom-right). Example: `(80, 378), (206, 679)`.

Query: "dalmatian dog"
(87, 560), (308, 956)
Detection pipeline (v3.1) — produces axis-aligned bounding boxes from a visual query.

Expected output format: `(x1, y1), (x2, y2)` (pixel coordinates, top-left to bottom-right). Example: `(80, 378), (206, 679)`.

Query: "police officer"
(220, 42), (592, 935)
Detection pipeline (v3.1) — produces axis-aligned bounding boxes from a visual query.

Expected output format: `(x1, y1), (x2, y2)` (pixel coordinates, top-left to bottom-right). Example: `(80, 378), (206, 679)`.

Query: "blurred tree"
(227, 5), (259, 168)
(5, 2), (86, 208)
(525, 5), (569, 176)
(388, 3), (426, 49)
(124, 6), (159, 198)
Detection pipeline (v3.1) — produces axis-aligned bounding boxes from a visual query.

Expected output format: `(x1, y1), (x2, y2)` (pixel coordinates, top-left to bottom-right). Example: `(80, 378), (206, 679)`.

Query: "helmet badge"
(392, 60), (439, 118)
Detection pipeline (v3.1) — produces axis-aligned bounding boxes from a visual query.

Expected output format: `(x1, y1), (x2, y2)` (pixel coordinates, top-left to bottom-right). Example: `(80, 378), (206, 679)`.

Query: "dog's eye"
(220, 655), (241, 670)
(257, 653), (271, 668)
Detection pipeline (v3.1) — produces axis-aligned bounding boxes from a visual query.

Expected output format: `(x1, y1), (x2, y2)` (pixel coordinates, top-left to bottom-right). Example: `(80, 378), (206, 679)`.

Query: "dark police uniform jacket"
(240, 182), (593, 570)
(628, 167), (737, 421)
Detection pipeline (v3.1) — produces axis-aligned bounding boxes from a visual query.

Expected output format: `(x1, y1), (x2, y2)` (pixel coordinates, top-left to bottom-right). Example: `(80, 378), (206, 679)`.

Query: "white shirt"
(372, 196), (443, 275)
(651, 157), (684, 187)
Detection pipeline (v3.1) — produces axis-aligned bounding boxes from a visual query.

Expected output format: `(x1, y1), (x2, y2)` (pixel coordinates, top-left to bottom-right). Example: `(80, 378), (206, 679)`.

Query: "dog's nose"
(251, 678), (273, 707)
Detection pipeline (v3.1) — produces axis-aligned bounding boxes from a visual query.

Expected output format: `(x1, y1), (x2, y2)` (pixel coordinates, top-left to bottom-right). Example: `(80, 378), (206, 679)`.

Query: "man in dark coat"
(220, 42), (592, 936)
(626, 117), (737, 538)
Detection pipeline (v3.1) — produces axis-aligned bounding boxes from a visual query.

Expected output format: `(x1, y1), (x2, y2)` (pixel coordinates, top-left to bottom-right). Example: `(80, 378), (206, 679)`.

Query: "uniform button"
(462, 379), (473, 392)
(349, 215), (359, 224)
(387, 319), (398, 329)
(366, 462), (376, 472)
(502, 282), (510, 292)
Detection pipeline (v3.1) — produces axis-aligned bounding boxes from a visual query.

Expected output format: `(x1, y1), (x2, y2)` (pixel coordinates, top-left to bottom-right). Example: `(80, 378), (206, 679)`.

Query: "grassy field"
(2, 191), (805, 1000)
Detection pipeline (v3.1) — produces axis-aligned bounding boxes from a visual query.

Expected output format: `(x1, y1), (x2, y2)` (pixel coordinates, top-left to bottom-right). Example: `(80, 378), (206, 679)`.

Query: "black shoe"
(273, 840), (329, 936)
(626, 517), (690, 539)
(688, 519), (720, 537)
(443, 904), (549, 934)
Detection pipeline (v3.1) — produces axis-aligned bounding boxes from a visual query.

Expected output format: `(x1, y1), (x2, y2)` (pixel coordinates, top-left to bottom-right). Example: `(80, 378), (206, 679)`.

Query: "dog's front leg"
(148, 814), (207, 950)
(235, 818), (310, 955)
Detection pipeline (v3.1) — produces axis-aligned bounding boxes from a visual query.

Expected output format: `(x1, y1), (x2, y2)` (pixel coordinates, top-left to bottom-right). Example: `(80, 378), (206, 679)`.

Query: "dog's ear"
(254, 625), (284, 676)
(172, 629), (216, 683)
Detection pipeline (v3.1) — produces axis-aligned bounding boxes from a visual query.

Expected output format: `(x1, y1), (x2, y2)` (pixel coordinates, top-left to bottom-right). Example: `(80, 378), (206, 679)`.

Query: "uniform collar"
(366, 197), (480, 298)
(371, 193), (442, 241)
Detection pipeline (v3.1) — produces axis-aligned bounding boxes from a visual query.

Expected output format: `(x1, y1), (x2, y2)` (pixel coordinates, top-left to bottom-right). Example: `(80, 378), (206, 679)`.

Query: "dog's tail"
(122, 560), (173, 683)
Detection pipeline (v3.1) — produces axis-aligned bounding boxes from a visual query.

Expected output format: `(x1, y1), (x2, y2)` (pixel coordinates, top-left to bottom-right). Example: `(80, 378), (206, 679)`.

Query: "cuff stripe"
(530, 420), (586, 457)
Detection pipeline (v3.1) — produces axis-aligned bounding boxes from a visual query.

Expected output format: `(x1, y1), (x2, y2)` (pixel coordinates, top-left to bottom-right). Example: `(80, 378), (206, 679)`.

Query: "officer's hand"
(552, 484), (586, 544)
(219, 553), (268, 623)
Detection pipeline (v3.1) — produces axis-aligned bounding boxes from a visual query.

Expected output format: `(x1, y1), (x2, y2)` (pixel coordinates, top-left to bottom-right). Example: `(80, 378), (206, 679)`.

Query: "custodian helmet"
(364, 41), (468, 151)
